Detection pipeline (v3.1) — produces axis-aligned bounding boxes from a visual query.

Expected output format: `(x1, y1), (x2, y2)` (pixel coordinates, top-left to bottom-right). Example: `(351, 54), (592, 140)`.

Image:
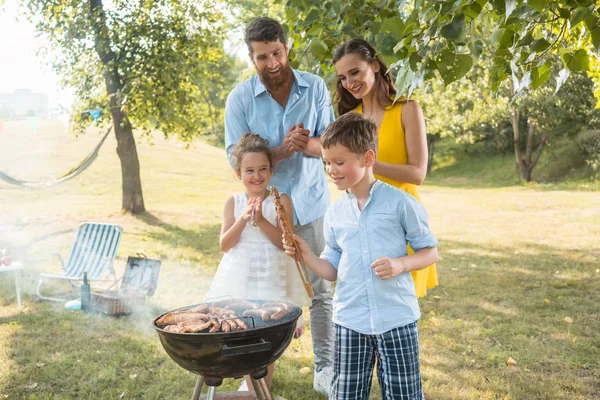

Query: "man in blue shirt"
(284, 112), (439, 399)
(224, 16), (334, 395)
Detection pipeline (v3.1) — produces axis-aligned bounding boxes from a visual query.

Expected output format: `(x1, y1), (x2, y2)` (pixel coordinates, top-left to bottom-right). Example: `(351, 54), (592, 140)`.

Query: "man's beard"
(259, 64), (294, 92)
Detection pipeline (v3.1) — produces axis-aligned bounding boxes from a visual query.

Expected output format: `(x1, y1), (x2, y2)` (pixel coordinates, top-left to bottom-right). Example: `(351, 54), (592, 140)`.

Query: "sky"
(0, 1), (74, 110)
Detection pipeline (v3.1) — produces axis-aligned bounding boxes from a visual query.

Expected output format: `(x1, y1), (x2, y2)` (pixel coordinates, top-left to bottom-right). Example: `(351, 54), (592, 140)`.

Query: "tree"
(418, 61), (599, 181)
(21, 0), (232, 213)
(283, 0), (600, 100)
(509, 70), (599, 181)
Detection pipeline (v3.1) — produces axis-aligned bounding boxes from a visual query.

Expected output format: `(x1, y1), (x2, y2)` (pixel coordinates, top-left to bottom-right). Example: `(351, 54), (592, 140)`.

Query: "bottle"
(81, 272), (92, 313)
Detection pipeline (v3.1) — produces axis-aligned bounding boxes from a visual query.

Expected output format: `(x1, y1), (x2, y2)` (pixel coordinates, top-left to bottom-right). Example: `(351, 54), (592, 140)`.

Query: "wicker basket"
(91, 290), (145, 316)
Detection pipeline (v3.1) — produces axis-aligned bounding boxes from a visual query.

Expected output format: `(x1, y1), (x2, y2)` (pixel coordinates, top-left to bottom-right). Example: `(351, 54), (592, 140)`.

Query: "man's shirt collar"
(253, 68), (309, 97)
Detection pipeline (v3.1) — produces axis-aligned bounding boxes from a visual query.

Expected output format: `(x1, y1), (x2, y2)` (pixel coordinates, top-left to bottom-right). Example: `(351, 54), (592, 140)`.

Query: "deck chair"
(37, 222), (123, 302)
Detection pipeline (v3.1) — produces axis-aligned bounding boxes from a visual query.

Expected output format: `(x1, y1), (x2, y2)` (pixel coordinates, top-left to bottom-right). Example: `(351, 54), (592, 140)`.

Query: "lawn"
(1, 119), (599, 399)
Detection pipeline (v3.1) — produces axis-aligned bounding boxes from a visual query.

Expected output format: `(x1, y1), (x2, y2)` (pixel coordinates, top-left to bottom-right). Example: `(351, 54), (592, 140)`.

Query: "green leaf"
(436, 50), (473, 85)
(306, 24), (323, 36)
(591, 27), (600, 54)
(403, 22), (417, 35)
(490, 0), (506, 14)
(531, 63), (551, 89)
(562, 49), (590, 72)
(464, 2), (483, 19)
(382, 16), (406, 39)
(570, 6), (593, 27)
(469, 40), (484, 59)
(505, 0), (516, 20)
(394, 63), (416, 96)
(558, 7), (571, 19)
(490, 28), (504, 45)
(305, 9), (320, 26)
(585, 15), (600, 53)
(531, 38), (551, 53)
(394, 36), (413, 53)
(440, 14), (466, 40)
(310, 39), (329, 58)
(526, 0), (548, 11)
(409, 53), (423, 70)
(498, 30), (517, 50)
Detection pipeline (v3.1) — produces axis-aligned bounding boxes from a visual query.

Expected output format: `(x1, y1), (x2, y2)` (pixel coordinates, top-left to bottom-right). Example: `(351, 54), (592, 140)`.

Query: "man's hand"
(289, 122), (310, 152)
(272, 130), (295, 164)
(371, 257), (405, 280)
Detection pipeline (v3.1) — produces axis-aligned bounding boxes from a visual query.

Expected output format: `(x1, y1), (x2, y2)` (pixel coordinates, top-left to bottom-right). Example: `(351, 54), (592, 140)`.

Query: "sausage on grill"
(243, 309), (271, 321)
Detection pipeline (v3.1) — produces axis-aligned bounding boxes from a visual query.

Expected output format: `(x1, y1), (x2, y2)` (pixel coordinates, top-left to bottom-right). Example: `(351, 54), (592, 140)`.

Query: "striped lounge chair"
(36, 222), (123, 302)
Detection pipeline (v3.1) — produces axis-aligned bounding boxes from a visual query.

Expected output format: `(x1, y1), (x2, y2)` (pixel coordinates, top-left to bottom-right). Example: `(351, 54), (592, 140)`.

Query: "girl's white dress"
(205, 192), (308, 307)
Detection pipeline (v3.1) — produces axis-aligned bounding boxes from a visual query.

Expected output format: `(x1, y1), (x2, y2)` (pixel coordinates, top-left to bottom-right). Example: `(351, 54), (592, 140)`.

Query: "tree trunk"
(112, 109), (145, 213)
(510, 108), (546, 183)
(427, 134), (438, 173)
(90, 0), (145, 213)
(510, 109), (526, 180)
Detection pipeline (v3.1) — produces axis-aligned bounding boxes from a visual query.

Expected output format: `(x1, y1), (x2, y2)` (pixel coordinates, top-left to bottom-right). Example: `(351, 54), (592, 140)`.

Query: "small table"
(0, 261), (23, 310)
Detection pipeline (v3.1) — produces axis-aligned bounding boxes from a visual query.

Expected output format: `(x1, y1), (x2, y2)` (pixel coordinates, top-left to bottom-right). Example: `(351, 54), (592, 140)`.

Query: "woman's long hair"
(332, 38), (397, 115)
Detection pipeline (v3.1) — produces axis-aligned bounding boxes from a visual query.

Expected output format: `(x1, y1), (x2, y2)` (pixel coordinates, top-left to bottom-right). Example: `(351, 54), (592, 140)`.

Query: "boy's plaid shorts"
(330, 322), (423, 400)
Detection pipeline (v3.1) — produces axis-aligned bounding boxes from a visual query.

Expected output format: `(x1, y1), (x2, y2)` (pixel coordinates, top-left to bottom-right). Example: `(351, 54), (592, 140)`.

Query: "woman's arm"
(219, 196), (249, 252)
(372, 101), (428, 185)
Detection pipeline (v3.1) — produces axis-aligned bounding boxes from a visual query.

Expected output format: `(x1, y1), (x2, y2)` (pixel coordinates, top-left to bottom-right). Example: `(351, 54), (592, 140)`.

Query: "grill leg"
(191, 375), (204, 400)
(206, 386), (216, 400)
(250, 377), (265, 399)
(251, 378), (273, 400)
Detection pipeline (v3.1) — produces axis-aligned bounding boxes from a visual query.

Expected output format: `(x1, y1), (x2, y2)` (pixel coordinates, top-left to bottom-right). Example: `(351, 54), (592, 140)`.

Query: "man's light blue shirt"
(321, 180), (438, 335)
(224, 69), (334, 226)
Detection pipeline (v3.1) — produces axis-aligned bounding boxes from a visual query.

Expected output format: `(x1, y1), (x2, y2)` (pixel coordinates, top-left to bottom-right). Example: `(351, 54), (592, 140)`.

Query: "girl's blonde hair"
(231, 132), (273, 172)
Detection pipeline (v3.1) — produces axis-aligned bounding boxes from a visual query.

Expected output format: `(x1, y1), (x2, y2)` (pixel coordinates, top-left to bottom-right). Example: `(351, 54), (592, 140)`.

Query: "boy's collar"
(344, 179), (382, 199)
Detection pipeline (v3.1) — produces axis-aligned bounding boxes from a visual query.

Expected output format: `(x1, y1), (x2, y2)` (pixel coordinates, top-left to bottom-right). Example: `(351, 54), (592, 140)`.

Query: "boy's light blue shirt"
(321, 180), (438, 335)
(224, 69), (334, 226)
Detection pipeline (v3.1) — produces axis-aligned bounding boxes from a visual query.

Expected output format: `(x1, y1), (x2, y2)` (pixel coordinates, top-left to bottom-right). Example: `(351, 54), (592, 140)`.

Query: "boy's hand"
(282, 233), (310, 259)
(371, 257), (405, 280)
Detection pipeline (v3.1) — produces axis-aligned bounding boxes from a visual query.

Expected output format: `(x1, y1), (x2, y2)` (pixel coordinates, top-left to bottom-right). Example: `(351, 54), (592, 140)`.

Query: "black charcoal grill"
(153, 299), (302, 400)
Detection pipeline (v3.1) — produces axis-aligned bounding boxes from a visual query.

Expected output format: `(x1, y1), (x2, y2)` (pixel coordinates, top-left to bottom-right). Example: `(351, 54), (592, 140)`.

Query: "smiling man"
(224, 16), (335, 396)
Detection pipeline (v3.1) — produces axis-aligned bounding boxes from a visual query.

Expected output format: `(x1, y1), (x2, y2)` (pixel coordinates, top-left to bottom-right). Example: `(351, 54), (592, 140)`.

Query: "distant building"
(0, 89), (49, 118)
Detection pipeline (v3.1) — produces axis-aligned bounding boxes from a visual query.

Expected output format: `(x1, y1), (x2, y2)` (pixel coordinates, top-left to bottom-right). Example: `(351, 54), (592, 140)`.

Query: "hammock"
(0, 125), (113, 189)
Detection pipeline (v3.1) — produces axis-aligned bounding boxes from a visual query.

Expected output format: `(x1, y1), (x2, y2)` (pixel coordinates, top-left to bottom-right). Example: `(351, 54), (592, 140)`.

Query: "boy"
(284, 112), (438, 399)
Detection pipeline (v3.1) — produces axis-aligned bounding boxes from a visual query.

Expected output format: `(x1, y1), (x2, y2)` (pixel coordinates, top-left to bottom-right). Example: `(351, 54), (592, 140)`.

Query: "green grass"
(1, 119), (600, 399)
(428, 138), (600, 191)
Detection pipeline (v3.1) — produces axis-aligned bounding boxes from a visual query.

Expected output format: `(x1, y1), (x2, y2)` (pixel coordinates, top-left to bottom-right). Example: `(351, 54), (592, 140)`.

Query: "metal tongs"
(269, 187), (314, 298)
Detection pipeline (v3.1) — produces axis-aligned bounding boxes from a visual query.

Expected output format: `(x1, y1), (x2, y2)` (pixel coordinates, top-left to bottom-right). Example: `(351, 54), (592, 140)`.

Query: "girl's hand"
(282, 233), (310, 259)
(252, 198), (264, 225)
(240, 199), (256, 224)
(371, 257), (405, 280)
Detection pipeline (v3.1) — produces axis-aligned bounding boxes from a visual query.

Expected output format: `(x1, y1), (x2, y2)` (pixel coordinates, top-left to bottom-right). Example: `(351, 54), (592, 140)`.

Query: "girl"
(205, 132), (307, 390)
(332, 38), (438, 298)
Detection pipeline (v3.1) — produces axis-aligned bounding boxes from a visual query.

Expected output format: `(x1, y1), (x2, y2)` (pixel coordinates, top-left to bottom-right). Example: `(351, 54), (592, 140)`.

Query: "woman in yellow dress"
(332, 38), (438, 297)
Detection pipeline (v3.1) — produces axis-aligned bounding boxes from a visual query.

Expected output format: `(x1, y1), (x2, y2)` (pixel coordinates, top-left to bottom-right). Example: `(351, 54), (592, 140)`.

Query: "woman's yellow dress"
(352, 102), (438, 297)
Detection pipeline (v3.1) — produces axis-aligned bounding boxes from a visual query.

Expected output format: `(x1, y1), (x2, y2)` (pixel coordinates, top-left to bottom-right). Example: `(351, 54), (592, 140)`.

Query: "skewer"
(270, 187), (315, 298)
